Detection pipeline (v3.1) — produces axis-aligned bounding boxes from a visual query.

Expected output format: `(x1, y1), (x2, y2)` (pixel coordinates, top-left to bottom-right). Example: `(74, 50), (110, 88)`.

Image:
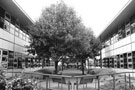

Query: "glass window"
(0, 7), (5, 18)
(126, 28), (131, 36)
(8, 51), (14, 58)
(11, 16), (16, 25)
(3, 50), (8, 55)
(125, 22), (130, 30)
(22, 32), (26, 40)
(4, 20), (10, 31)
(19, 30), (23, 39)
(26, 35), (29, 42)
(2, 57), (7, 62)
(10, 24), (15, 34)
(15, 27), (19, 36)
(5, 13), (10, 21)
(131, 23), (135, 33)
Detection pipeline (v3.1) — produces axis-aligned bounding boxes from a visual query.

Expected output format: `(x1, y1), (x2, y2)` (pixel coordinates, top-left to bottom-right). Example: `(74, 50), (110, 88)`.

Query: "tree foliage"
(28, 1), (101, 73)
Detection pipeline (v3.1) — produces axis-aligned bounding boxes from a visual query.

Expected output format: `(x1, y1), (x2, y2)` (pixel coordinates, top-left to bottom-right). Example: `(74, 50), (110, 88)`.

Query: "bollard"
(46, 77), (48, 90)
(76, 78), (78, 90)
(68, 80), (70, 90)
(113, 74), (115, 90)
(48, 77), (50, 89)
(61, 77), (63, 90)
(129, 74), (131, 89)
(83, 78), (84, 90)
(124, 74), (127, 90)
(95, 78), (97, 89)
(97, 76), (100, 90)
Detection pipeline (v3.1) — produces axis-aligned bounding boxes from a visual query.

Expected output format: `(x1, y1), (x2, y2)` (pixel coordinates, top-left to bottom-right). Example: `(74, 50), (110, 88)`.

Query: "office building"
(98, 0), (135, 70)
(0, 0), (33, 69)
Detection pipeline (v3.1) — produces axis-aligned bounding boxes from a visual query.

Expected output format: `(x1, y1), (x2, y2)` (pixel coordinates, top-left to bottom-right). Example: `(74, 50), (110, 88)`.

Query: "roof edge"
(97, 0), (132, 38)
(12, 0), (34, 24)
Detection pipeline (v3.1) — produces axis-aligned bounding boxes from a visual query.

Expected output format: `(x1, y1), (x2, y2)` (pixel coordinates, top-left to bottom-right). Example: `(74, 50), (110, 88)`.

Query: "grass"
(34, 68), (55, 74)
(87, 68), (116, 75)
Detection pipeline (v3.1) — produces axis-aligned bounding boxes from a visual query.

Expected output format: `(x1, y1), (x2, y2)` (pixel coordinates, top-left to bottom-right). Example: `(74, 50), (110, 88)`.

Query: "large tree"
(28, 1), (101, 74)
(28, 2), (81, 73)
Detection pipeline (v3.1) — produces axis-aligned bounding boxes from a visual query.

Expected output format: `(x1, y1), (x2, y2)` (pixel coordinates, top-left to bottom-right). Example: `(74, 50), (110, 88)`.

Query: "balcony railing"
(0, 70), (135, 90)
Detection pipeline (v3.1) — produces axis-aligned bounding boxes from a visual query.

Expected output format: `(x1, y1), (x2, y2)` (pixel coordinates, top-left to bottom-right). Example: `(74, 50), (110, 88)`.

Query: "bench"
(74, 77), (94, 88)
(52, 77), (71, 88)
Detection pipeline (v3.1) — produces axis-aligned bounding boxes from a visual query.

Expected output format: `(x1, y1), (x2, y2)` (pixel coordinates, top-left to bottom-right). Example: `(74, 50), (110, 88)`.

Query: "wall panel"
(0, 39), (13, 51)
(114, 36), (131, 49)
(15, 37), (30, 47)
(131, 33), (135, 42)
(0, 28), (14, 42)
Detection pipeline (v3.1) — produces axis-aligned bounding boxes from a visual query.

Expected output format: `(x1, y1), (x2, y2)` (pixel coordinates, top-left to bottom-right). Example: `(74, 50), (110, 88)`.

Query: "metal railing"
(0, 70), (135, 90)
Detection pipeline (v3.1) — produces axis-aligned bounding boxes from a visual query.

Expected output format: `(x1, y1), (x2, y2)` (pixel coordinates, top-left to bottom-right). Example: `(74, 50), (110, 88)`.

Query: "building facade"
(0, 0), (33, 69)
(98, 0), (135, 70)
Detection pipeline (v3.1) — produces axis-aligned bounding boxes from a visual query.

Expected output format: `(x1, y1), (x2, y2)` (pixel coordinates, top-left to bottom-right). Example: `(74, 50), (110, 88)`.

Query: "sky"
(16, 0), (129, 37)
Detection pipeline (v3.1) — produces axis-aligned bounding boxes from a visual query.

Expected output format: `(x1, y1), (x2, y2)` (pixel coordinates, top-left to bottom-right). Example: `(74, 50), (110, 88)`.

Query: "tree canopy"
(28, 1), (101, 73)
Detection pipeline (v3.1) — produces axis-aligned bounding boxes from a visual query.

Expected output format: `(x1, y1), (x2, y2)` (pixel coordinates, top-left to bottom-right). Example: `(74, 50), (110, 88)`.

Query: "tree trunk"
(42, 59), (44, 68)
(62, 59), (63, 71)
(42, 58), (45, 68)
(55, 61), (58, 74)
(81, 59), (84, 75)
(100, 50), (102, 68)
(77, 60), (78, 69)
(87, 59), (90, 70)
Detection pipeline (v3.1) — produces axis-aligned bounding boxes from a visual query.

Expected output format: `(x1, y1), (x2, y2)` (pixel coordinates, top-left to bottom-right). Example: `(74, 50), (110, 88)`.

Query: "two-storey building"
(0, 0), (33, 69)
(98, 0), (135, 71)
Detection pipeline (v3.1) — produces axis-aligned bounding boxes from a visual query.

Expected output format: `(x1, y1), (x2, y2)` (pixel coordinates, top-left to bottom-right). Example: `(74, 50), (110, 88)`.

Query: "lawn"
(34, 67), (55, 74)
(87, 68), (116, 75)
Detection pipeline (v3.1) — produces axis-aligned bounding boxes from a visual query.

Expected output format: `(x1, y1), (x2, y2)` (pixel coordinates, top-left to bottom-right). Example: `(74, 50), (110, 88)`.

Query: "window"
(26, 35), (30, 42)
(3, 50), (8, 55)
(10, 24), (15, 34)
(11, 16), (16, 25)
(5, 12), (11, 21)
(8, 51), (14, 58)
(125, 22), (130, 29)
(0, 7), (5, 29)
(115, 34), (119, 42)
(22, 32), (26, 40)
(0, 17), (4, 29)
(2, 57), (7, 62)
(128, 59), (132, 62)
(0, 7), (5, 18)
(4, 20), (10, 31)
(131, 23), (135, 33)
(120, 55), (123, 58)
(27, 35), (30, 42)
(126, 28), (131, 36)
(15, 27), (19, 36)
(128, 53), (132, 57)
(19, 30), (23, 39)
(25, 35), (28, 42)
(129, 64), (132, 68)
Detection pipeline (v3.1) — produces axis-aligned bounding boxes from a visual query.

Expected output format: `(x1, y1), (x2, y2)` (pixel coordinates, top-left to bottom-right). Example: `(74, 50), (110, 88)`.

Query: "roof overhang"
(0, 0), (34, 29)
(98, 0), (135, 42)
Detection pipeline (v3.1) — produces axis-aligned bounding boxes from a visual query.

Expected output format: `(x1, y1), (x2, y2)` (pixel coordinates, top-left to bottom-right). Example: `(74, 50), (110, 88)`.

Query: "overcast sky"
(16, 0), (129, 37)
